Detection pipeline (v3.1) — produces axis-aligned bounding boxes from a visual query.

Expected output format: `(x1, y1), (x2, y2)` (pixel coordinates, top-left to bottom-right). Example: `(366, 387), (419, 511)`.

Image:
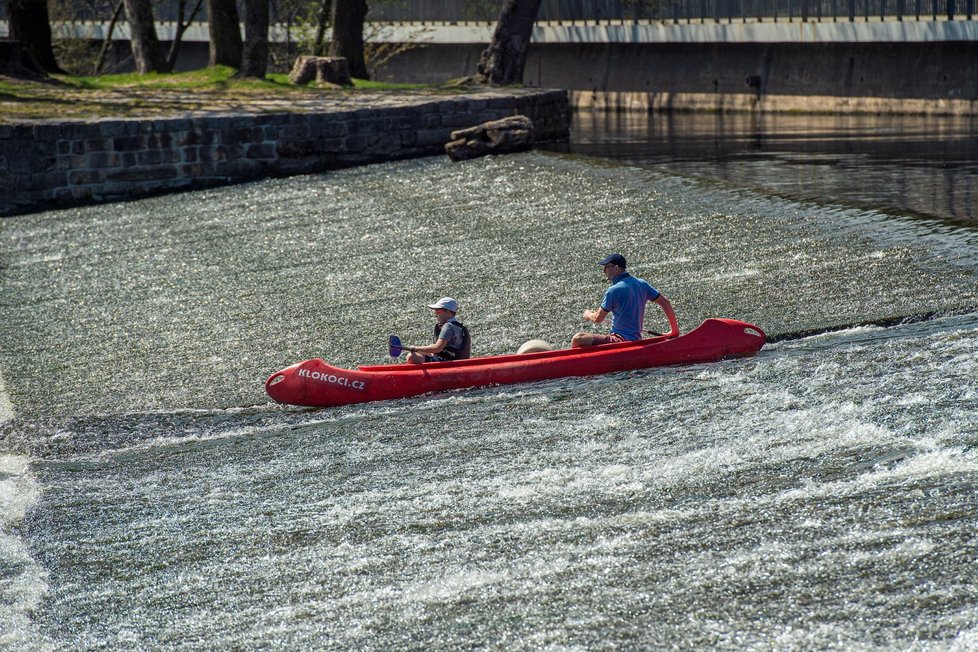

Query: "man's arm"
(583, 308), (610, 324)
(654, 294), (680, 337)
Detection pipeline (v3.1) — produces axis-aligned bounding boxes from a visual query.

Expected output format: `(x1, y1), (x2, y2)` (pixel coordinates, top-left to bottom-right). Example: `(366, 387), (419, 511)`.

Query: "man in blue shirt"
(571, 253), (679, 347)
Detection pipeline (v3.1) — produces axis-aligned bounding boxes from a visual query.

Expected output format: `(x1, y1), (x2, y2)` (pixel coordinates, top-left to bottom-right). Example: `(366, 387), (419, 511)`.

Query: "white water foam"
(0, 457), (51, 650)
(0, 372), (53, 650)
(0, 371), (12, 426)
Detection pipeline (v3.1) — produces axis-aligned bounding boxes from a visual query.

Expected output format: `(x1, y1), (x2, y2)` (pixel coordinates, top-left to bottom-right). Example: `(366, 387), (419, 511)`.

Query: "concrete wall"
(0, 89), (569, 217)
(375, 40), (978, 114)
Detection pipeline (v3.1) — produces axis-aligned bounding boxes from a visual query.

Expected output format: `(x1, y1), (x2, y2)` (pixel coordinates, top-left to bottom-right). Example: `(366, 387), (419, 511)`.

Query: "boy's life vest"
(432, 320), (471, 360)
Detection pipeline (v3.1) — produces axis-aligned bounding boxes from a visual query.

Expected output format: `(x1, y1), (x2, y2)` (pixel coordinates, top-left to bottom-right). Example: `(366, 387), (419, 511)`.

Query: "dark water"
(559, 112), (978, 225)
(1, 113), (977, 650)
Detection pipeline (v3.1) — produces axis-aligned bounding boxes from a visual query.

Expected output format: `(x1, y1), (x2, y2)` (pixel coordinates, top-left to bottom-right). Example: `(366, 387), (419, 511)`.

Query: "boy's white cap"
(427, 297), (458, 312)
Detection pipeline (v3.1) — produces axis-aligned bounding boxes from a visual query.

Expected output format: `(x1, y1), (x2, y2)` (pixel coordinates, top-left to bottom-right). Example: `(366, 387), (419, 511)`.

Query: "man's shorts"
(590, 333), (627, 345)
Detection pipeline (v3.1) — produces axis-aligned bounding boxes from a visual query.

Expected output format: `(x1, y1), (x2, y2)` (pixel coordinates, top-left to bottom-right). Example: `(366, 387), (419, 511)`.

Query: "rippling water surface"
(2, 115), (978, 649)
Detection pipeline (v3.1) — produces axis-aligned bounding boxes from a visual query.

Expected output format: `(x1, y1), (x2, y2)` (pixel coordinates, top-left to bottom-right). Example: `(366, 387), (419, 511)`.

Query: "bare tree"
(239, 0), (270, 77)
(163, 0), (206, 72)
(93, 0), (125, 75)
(5, 0), (63, 73)
(123, 0), (164, 72)
(475, 0), (543, 85)
(312, 0), (331, 56)
(329, 0), (367, 80)
(207, 0), (243, 67)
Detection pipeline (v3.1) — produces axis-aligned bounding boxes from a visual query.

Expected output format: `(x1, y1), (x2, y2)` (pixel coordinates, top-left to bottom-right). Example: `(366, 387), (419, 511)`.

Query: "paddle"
(388, 335), (415, 357)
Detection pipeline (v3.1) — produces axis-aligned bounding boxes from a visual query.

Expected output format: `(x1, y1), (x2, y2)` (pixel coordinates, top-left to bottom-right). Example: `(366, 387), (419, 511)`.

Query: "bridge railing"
(363, 0), (975, 22)
(0, 0), (973, 26)
(662, 0), (975, 22)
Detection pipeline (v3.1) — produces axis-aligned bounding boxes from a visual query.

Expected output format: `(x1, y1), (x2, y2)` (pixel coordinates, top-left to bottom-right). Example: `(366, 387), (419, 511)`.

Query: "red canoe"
(265, 318), (765, 408)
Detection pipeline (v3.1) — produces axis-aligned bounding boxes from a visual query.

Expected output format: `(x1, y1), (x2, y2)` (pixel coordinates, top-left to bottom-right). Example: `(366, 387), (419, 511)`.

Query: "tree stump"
(445, 115), (535, 162)
(288, 56), (353, 87)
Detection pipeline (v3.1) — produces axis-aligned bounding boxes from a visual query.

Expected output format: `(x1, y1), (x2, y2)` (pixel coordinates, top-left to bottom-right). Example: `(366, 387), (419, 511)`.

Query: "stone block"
(228, 116), (255, 130)
(98, 120), (128, 137)
(308, 119), (349, 139)
(342, 135), (366, 151)
(215, 144), (244, 160)
(61, 123), (98, 140)
(279, 124), (310, 141)
(246, 143), (276, 159)
(59, 155), (87, 170)
(415, 129), (451, 147)
(85, 139), (111, 152)
(175, 130), (200, 147)
(164, 118), (193, 132)
(180, 163), (203, 177)
(276, 140), (315, 158)
(116, 166), (178, 182)
(255, 113), (291, 126)
(37, 171), (69, 190)
(34, 140), (58, 157)
(51, 187), (76, 202)
(113, 136), (143, 151)
(33, 124), (62, 140)
(139, 150), (164, 166)
(89, 152), (121, 168)
(69, 170), (105, 185)
(222, 127), (262, 145)
(225, 160), (261, 178)
(71, 186), (95, 200)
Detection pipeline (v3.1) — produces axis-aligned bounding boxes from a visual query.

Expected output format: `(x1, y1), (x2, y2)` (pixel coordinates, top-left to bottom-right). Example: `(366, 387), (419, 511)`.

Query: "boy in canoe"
(402, 297), (472, 364)
(572, 253), (680, 347)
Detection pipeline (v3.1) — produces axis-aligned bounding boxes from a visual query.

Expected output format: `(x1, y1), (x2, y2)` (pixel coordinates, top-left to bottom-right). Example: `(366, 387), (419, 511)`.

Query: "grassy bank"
(0, 66), (456, 123)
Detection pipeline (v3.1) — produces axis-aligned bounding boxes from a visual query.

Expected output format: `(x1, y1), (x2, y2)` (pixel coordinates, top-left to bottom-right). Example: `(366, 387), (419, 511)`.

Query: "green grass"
(0, 67), (480, 121)
(51, 66), (432, 92)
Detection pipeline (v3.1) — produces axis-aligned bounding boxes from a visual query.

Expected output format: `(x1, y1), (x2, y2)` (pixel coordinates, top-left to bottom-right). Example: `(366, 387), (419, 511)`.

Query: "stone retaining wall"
(0, 89), (570, 217)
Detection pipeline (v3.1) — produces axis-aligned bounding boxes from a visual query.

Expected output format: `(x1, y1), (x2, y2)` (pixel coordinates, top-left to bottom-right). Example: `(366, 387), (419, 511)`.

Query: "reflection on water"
(556, 112), (978, 223)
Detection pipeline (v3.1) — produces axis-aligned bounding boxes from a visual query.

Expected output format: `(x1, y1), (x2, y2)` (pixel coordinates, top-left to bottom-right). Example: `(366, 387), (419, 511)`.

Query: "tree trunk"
(163, 0), (205, 72)
(123, 0), (164, 73)
(93, 0), (125, 75)
(6, 0), (62, 73)
(238, 0), (269, 78)
(329, 0), (368, 80)
(314, 0), (331, 56)
(206, 0), (243, 68)
(475, 0), (543, 85)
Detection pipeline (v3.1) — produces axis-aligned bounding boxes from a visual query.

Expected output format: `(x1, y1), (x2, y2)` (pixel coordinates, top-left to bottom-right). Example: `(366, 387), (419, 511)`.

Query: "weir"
(1, 111), (977, 648)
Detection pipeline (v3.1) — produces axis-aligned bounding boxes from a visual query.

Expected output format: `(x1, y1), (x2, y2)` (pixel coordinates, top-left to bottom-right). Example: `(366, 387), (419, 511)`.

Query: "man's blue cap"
(598, 253), (627, 268)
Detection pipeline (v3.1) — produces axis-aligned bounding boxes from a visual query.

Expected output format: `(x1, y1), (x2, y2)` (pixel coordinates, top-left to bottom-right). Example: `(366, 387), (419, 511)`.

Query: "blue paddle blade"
(388, 335), (403, 357)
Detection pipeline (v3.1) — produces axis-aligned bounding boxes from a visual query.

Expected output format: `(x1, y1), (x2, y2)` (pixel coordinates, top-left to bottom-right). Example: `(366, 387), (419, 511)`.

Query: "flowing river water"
(1, 112), (977, 650)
